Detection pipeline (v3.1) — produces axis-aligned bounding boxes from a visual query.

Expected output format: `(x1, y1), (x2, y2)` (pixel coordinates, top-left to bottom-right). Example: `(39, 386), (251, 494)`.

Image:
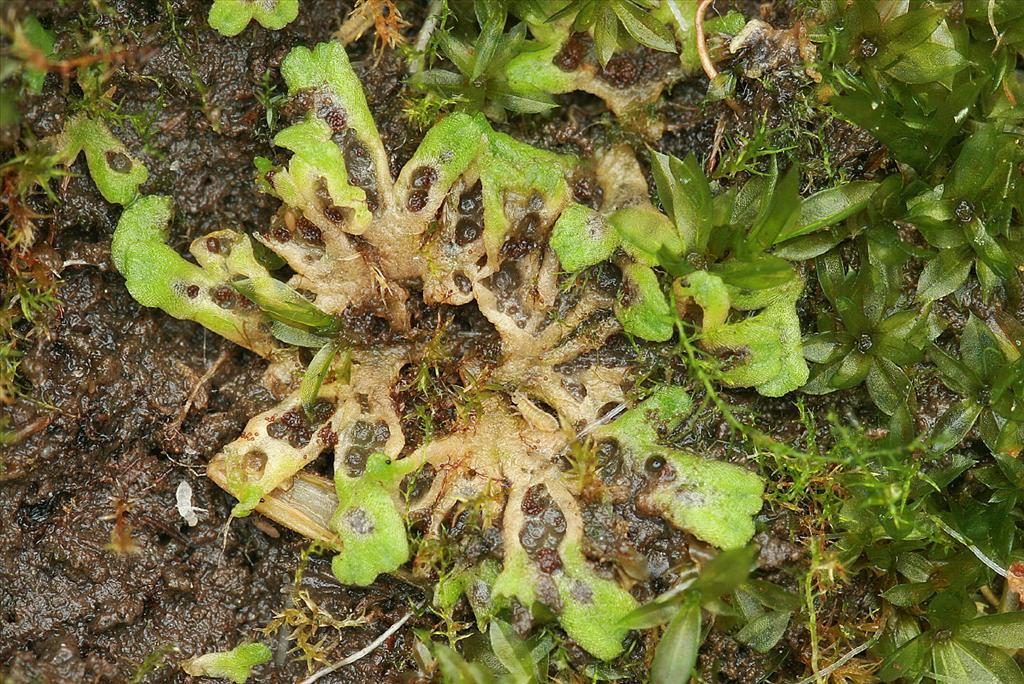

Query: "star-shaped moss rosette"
(102, 41), (766, 660)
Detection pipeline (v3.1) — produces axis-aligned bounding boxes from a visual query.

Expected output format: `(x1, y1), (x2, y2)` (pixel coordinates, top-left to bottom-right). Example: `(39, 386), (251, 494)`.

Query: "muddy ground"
(1, 1), (881, 682)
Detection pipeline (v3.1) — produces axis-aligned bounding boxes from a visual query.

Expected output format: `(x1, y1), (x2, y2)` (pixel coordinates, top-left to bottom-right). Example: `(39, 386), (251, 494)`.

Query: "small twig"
(336, 2), (375, 46)
(1, 415), (50, 445)
(695, 0), (744, 116)
(706, 110), (728, 174)
(987, 0), (1002, 46)
(168, 349), (229, 432)
(928, 513), (1007, 578)
(980, 584), (1001, 609)
(409, 0), (443, 74)
(297, 612), (411, 684)
(695, 0), (720, 82)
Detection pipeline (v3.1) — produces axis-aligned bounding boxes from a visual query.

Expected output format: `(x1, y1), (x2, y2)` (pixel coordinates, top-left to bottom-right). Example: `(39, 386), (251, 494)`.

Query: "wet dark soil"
(2, 1), (886, 682)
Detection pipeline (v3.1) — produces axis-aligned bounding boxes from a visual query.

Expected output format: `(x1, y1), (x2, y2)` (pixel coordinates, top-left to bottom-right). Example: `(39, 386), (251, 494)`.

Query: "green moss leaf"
(916, 247), (972, 302)
(956, 613), (1024, 650)
(932, 638), (1024, 684)
(780, 180), (878, 242)
(650, 150), (712, 253)
(610, 0), (676, 53)
(734, 610), (791, 653)
(21, 16), (56, 95)
(650, 596), (700, 684)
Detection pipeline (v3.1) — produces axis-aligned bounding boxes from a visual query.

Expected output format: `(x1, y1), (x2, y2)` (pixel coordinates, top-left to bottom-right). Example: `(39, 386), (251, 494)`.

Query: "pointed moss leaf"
(410, 68), (465, 90)
(932, 638), (1024, 684)
(886, 41), (967, 84)
(59, 115), (148, 206)
(611, 0), (676, 52)
(957, 613), (1024, 649)
(874, 8), (944, 68)
(488, 619), (539, 682)
(802, 332), (844, 364)
(492, 86), (559, 114)
(593, 4), (619, 66)
(964, 218), (1013, 280)
(878, 632), (929, 682)
(866, 357), (910, 416)
(747, 164), (800, 252)
(735, 610), (791, 653)
(471, 6), (507, 80)
(945, 126), (1016, 204)
(881, 582), (937, 608)
(550, 203), (619, 271)
(711, 254), (795, 291)
(182, 642), (272, 684)
(22, 16), (55, 95)
(433, 643), (496, 684)
(618, 588), (694, 630)
(439, 30), (476, 76)
(830, 90), (932, 171)
(231, 277), (337, 333)
(829, 351), (872, 389)
(270, 321), (331, 348)
(993, 312), (1024, 358)
(916, 247), (972, 302)
(650, 597), (700, 684)
(960, 315), (1005, 380)
(743, 580), (802, 612)
(693, 545), (758, 597)
(208, 0), (298, 36)
(774, 228), (847, 264)
(929, 344), (983, 395)
(779, 181), (878, 242)
(650, 150), (712, 253)
(929, 400), (983, 453)
(300, 340), (341, 418)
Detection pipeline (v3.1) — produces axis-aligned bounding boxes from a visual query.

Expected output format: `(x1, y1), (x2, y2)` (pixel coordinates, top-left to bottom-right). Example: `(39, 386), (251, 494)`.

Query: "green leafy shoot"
(927, 315), (1024, 456)
(411, 1), (557, 121)
(300, 340), (349, 419)
(181, 641), (273, 684)
(803, 246), (942, 426)
(546, 0), (676, 66)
